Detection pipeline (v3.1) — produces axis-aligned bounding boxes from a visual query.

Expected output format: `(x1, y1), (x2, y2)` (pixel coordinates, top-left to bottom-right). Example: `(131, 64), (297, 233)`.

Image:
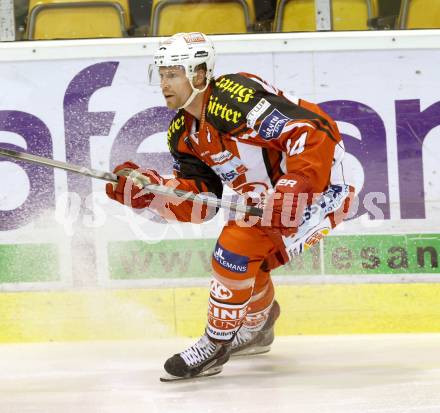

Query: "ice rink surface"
(1, 334), (440, 413)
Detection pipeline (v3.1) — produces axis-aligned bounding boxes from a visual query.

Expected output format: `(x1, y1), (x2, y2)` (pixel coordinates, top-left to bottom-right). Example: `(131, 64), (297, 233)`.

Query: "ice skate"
(161, 333), (231, 382)
(231, 300), (280, 357)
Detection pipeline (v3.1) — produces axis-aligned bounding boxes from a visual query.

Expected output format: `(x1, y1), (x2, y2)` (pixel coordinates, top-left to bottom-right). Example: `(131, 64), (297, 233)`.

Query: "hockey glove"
(105, 161), (166, 209)
(262, 173), (312, 237)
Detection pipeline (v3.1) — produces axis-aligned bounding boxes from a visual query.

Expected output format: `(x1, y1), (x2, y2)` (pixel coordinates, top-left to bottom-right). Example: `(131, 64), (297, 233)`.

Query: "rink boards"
(0, 234), (439, 283)
(2, 283), (440, 342)
(0, 31), (440, 342)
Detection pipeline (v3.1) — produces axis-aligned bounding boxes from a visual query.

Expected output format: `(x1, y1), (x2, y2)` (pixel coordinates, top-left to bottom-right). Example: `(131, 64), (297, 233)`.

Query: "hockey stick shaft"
(0, 147), (263, 217)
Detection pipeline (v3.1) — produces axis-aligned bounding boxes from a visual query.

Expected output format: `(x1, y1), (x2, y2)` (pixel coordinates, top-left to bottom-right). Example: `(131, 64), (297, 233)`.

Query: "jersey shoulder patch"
(167, 110), (187, 152)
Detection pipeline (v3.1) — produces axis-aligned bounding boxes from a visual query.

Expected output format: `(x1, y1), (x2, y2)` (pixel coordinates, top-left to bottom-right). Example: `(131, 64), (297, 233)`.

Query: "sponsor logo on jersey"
(207, 298), (248, 336)
(167, 114), (185, 149)
(243, 307), (271, 330)
(246, 98), (271, 128)
(258, 109), (290, 140)
(211, 156), (247, 183)
(213, 242), (249, 273)
(305, 228), (330, 249)
(238, 129), (258, 140)
(206, 326), (238, 339)
(216, 77), (256, 104)
(207, 95), (242, 124)
(184, 33), (206, 43)
(276, 178), (297, 188)
(210, 150), (233, 164)
(210, 279), (233, 300)
(208, 298), (247, 321)
(217, 169), (238, 182)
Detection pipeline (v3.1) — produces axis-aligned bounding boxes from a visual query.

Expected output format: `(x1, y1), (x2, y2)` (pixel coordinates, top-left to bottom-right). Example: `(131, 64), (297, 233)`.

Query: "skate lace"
(180, 335), (217, 367)
(232, 327), (255, 348)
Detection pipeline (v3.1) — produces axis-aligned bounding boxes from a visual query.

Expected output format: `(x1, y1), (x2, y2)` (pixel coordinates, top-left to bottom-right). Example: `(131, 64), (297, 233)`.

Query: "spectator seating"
(26, 0), (131, 39)
(274, 0), (378, 32)
(398, 0), (440, 29)
(150, 0), (255, 36)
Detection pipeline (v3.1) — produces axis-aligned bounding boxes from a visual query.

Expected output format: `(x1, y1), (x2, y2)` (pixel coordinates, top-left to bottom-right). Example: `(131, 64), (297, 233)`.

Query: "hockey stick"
(0, 147), (263, 217)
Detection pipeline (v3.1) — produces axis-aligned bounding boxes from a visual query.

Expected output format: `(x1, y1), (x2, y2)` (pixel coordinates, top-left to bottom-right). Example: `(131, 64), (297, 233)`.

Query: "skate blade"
(231, 345), (271, 357)
(160, 366), (223, 382)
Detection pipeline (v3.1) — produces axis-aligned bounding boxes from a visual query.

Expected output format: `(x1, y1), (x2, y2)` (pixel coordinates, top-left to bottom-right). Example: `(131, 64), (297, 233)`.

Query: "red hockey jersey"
(156, 72), (344, 222)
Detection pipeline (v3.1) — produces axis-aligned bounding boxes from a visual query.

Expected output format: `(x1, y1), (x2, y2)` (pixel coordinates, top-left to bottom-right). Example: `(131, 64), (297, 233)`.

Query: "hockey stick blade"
(0, 147), (263, 217)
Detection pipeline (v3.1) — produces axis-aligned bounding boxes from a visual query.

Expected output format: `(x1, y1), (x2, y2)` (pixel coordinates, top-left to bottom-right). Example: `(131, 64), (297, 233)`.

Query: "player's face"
(159, 66), (192, 110)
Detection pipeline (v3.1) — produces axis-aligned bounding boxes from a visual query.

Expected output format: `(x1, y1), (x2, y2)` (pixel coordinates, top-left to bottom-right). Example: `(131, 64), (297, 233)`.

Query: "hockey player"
(106, 32), (355, 381)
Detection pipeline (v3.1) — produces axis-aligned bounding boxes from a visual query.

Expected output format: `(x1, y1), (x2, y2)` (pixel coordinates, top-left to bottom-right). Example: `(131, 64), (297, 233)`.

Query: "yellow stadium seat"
(26, 0), (131, 39)
(275, 0), (378, 32)
(151, 0), (255, 36)
(398, 0), (440, 29)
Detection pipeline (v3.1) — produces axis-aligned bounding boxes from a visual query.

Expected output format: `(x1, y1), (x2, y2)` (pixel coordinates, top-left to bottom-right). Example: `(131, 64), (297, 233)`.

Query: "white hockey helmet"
(149, 32), (215, 108)
(153, 32), (215, 82)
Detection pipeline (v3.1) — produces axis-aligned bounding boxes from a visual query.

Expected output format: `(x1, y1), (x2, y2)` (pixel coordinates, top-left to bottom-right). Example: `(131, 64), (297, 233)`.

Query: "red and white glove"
(105, 161), (166, 209)
(262, 173), (312, 237)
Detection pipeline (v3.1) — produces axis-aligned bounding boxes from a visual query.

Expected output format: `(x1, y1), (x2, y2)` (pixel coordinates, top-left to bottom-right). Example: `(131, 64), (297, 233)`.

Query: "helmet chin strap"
(178, 77), (210, 110)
